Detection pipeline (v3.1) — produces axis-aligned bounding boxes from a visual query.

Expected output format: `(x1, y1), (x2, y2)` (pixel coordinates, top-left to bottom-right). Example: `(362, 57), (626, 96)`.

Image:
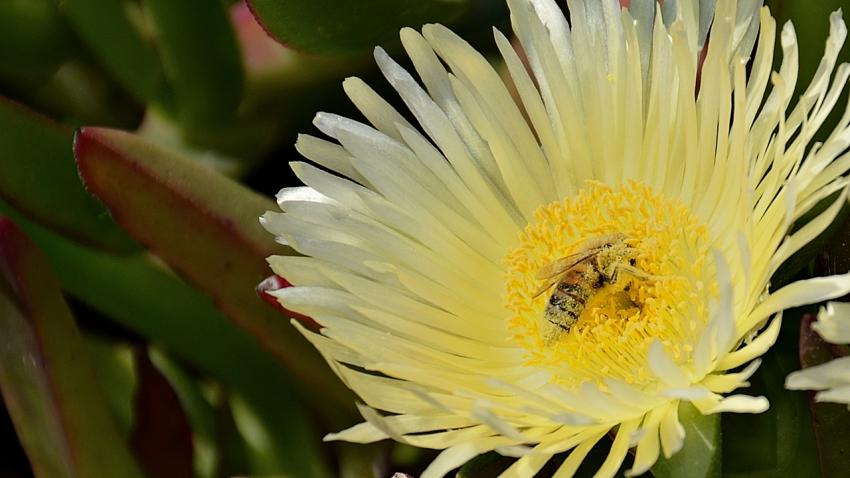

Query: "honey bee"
(534, 233), (645, 344)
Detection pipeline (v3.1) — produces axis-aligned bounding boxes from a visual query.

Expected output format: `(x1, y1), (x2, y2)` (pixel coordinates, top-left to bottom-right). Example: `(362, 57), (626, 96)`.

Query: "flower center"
(504, 181), (712, 388)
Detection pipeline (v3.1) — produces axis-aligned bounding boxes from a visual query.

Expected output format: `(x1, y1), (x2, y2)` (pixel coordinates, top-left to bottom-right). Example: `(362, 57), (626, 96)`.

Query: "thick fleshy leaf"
(130, 350), (195, 478)
(652, 403), (720, 478)
(73, 127), (348, 406)
(145, 0), (243, 127)
(799, 314), (850, 475)
(148, 349), (218, 478)
(0, 98), (137, 252)
(0, 200), (336, 476)
(0, 0), (71, 78)
(247, 0), (471, 55)
(86, 338), (137, 436)
(61, 0), (163, 101)
(0, 217), (145, 478)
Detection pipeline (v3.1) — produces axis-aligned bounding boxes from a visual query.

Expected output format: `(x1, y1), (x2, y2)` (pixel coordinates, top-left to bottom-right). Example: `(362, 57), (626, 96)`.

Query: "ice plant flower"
(786, 302), (850, 407)
(262, 0), (850, 475)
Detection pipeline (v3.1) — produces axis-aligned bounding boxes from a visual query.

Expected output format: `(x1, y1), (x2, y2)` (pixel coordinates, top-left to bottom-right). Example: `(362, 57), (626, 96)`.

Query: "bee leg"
(614, 264), (673, 282)
(604, 261), (623, 283)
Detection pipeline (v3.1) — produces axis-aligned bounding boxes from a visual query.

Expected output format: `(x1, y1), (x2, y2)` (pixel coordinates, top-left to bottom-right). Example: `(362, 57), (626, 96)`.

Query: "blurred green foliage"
(0, 1), (507, 476)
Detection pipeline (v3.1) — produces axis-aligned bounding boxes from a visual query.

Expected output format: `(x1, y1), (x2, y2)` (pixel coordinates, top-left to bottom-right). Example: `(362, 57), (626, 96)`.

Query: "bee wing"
(534, 249), (602, 281)
(531, 248), (604, 299)
(532, 276), (564, 298)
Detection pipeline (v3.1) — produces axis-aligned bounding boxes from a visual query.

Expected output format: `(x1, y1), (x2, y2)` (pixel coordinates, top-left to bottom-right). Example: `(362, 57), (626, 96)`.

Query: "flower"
(261, 0), (850, 476)
(786, 302), (850, 406)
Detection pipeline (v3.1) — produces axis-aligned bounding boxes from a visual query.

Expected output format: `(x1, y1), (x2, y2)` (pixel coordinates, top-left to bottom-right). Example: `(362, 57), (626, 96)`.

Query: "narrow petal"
(813, 302), (850, 344)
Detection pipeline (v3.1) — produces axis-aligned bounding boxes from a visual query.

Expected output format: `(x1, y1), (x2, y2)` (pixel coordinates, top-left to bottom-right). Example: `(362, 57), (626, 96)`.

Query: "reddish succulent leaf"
(0, 217), (145, 478)
(130, 350), (194, 478)
(799, 313), (850, 475)
(73, 127), (351, 409)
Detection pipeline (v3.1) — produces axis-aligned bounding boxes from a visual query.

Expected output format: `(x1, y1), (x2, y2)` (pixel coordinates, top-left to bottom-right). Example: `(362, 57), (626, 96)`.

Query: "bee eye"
(629, 258), (636, 266)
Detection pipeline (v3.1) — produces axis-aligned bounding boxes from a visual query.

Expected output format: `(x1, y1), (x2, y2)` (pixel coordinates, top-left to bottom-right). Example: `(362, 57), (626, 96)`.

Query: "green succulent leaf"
(61, 0), (163, 102)
(73, 127), (354, 414)
(0, 98), (138, 252)
(0, 217), (145, 478)
(651, 402), (720, 478)
(85, 338), (137, 437)
(0, 0), (72, 78)
(145, 0), (243, 127)
(247, 0), (471, 55)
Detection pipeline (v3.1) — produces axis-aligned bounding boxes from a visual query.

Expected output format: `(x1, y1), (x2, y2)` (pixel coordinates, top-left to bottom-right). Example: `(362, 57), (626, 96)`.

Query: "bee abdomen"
(556, 282), (586, 304)
(544, 286), (587, 333)
(546, 297), (584, 318)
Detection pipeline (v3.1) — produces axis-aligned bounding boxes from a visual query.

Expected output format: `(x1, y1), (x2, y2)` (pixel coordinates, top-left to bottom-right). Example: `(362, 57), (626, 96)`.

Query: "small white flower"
(786, 302), (850, 406)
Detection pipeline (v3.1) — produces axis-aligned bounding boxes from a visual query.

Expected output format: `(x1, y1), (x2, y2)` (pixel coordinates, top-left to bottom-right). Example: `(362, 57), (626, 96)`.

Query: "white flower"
(262, 0), (850, 476)
(786, 302), (850, 406)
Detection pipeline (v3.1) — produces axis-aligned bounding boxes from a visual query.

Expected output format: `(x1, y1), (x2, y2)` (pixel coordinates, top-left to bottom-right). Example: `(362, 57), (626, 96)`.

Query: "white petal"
(342, 76), (414, 141)
(814, 302), (850, 344)
(744, 273), (850, 334)
(498, 443), (553, 478)
(717, 314), (782, 371)
(552, 431), (606, 478)
(815, 384), (850, 404)
(706, 394), (769, 414)
(422, 438), (517, 478)
(659, 403), (685, 458)
(648, 341), (691, 388)
(294, 133), (369, 185)
(324, 421), (387, 444)
(594, 418), (641, 478)
(627, 404), (668, 476)
(786, 356), (850, 390)
(703, 359), (762, 393)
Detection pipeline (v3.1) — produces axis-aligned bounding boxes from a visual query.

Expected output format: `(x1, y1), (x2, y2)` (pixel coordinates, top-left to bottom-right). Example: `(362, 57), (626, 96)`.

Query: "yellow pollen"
(503, 181), (712, 388)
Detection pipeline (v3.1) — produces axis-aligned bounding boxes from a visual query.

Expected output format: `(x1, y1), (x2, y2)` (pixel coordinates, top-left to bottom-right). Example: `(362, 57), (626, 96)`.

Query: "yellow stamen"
(504, 181), (712, 388)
